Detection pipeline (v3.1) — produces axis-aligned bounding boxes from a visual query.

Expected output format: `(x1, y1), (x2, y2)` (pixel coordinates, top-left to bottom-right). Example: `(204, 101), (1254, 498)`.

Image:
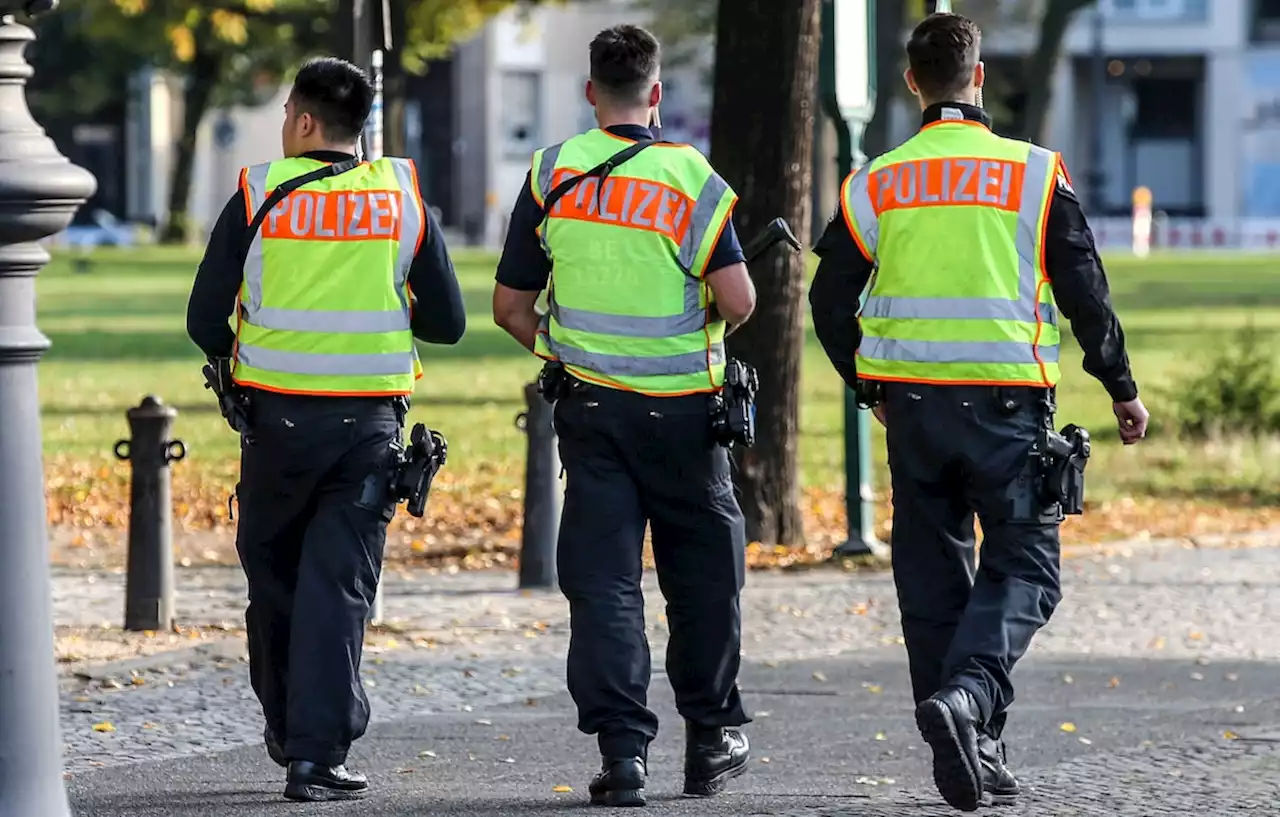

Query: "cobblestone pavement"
(57, 542), (1280, 811)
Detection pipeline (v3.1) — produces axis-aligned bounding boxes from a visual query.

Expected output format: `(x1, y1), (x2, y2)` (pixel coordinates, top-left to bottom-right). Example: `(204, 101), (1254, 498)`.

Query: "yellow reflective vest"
(839, 118), (1062, 387)
(234, 156), (425, 396)
(529, 129), (738, 396)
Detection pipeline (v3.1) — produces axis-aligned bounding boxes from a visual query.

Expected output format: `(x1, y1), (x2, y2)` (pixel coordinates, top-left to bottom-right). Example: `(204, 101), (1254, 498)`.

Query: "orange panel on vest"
(546, 168), (692, 244)
(262, 189), (402, 241)
(870, 158), (1026, 215)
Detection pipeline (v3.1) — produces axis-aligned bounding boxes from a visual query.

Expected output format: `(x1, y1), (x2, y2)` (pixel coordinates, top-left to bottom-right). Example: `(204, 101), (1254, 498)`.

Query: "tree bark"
(384, 0), (408, 157)
(160, 40), (223, 244)
(709, 0), (821, 546)
(1017, 0), (1094, 143)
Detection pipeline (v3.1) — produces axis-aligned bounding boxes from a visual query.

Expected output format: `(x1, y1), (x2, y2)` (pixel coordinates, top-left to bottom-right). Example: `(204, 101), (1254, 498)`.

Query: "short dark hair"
(589, 24), (661, 104)
(290, 57), (373, 142)
(906, 13), (981, 102)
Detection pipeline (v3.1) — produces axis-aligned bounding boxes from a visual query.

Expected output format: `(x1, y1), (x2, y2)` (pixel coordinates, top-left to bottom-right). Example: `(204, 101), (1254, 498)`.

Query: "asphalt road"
(68, 649), (1280, 816)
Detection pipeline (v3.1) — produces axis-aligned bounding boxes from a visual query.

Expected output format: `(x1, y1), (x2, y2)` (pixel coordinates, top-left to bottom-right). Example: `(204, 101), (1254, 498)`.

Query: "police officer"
(186, 57), (466, 801)
(492, 24), (756, 807)
(810, 13), (1149, 813)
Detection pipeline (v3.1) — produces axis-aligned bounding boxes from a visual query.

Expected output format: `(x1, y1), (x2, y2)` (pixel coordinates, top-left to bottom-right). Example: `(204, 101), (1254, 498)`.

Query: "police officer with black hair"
(187, 56), (466, 801)
(810, 12), (1149, 813)
(492, 23), (756, 807)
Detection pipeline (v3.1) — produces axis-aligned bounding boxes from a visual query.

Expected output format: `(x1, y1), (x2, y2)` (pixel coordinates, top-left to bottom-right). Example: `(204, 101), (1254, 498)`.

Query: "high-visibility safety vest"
(529, 128), (738, 396)
(840, 117), (1062, 387)
(234, 156), (425, 396)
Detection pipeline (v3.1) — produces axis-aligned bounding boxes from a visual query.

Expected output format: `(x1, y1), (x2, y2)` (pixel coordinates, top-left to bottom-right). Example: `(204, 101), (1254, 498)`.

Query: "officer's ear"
(973, 61), (986, 91)
(648, 80), (662, 109)
(585, 79), (598, 108)
(903, 68), (920, 99)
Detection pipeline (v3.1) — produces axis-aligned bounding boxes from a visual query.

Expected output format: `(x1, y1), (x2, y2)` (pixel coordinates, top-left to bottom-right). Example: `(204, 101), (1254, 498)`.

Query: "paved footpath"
(58, 542), (1280, 815)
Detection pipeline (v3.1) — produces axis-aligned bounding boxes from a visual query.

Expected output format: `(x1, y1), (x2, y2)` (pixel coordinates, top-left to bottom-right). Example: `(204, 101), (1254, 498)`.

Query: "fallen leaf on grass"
(1059, 723), (1077, 733)
(1223, 730), (1240, 740)
(91, 722), (115, 733)
(552, 785), (573, 793)
(874, 732), (886, 741)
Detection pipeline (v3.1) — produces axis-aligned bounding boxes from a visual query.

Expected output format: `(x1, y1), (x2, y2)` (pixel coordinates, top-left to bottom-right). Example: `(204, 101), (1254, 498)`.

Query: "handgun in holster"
(392, 423), (448, 518)
(1035, 423), (1091, 516)
(710, 359), (760, 449)
(536, 360), (570, 404)
(202, 357), (254, 445)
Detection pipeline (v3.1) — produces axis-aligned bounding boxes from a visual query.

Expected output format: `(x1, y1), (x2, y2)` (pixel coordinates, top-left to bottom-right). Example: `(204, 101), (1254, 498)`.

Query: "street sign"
(833, 0), (872, 120)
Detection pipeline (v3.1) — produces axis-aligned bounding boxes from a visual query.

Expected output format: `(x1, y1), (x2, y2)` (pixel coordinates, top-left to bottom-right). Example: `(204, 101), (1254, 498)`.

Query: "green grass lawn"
(34, 246), (1280, 504)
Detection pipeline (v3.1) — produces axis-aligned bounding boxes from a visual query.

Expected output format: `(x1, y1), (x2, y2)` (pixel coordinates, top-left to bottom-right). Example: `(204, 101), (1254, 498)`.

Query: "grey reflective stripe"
(860, 336), (1061, 366)
(237, 344), (415, 377)
(387, 157), (424, 301)
(544, 333), (726, 377)
(536, 142), (566, 202)
(240, 159), (421, 335)
(676, 173), (731, 274)
(861, 296), (1056, 326)
(844, 169), (879, 257)
(242, 162), (271, 316)
(248, 307), (409, 333)
(549, 295), (705, 338)
(859, 145), (1057, 328)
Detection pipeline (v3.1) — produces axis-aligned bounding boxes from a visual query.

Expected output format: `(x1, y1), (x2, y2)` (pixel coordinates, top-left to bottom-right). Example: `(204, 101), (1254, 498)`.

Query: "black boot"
(589, 757), (647, 807)
(979, 735), (1020, 807)
(915, 687), (983, 812)
(263, 726), (287, 768)
(683, 725), (750, 797)
(283, 760), (369, 802)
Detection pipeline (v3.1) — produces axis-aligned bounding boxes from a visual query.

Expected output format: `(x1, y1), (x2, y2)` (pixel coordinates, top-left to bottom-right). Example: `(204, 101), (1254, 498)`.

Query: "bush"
(1167, 323), (1280, 438)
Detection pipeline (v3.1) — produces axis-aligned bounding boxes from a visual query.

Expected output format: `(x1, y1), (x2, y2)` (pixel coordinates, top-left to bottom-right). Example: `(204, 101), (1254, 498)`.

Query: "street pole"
(0, 5), (97, 815)
(1087, 3), (1106, 215)
(821, 0), (884, 559)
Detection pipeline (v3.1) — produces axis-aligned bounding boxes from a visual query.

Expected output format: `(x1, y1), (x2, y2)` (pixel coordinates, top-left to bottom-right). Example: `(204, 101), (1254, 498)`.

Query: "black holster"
(202, 356), (254, 445)
(536, 361), (570, 405)
(710, 359), (759, 449)
(1030, 389), (1089, 516)
(854, 378), (884, 409)
(391, 422), (448, 518)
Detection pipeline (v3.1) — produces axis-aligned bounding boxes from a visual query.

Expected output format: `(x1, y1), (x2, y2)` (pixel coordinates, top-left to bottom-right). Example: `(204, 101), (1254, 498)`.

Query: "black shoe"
(915, 687), (984, 812)
(683, 726), (750, 797)
(979, 735), (1020, 807)
(588, 757), (646, 807)
(264, 726), (287, 768)
(283, 760), (369, 802)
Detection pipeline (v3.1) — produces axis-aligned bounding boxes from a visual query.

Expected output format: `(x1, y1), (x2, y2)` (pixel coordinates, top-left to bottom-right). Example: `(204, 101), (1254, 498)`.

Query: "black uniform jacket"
(186, 150), (467, 361)
(810, 103), (1138, 403)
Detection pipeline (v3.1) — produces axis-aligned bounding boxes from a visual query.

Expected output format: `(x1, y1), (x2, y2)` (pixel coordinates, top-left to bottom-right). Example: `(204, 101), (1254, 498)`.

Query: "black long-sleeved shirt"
(186, 149), (466, 359)
(809, 103), (1138, 403)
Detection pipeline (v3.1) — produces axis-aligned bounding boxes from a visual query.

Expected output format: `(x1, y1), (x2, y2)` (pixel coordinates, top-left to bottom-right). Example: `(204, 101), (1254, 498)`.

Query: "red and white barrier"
(1091, 217), (1280, 252)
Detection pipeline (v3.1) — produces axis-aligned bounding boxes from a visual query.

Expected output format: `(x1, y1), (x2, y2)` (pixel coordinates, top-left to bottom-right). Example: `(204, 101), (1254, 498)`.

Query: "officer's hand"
(872, 404), (887, 428)
(1113, 398), (1149, 445)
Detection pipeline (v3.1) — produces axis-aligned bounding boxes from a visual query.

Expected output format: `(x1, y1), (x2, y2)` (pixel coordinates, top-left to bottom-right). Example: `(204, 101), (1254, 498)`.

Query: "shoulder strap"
(243, 158), (362, 256)
(540, 140), (661, 216)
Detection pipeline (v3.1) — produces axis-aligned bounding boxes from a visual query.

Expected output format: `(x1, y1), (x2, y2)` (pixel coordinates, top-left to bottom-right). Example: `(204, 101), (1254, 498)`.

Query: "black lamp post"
(0, 2), (97, 814)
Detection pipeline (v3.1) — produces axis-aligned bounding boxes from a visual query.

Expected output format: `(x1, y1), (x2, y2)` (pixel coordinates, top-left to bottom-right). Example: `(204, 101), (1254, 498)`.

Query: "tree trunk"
(709, 0), (821, 546)
(866, 0), (909, 158)
(384, 0), (408, 157)
(160, 42), (222, 244)
(1018, 0), (1094, 143)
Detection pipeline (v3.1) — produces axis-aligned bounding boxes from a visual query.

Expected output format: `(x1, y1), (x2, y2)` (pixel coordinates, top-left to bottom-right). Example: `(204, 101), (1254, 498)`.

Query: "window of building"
(500, 71), (541, 160)
(1254, 0), (1280, 41)
(1102, 0), (1197, 20)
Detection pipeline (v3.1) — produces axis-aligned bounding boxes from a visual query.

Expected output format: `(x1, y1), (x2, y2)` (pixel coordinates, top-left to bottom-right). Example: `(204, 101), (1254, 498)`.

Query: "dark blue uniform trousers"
(883, 382), (1064, 740)
(553, 384), (751, 759)
(234, 391), (401, 767)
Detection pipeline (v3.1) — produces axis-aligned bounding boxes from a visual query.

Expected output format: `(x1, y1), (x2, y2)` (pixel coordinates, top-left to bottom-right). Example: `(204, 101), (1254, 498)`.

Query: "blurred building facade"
(88, 0), (1280, 249)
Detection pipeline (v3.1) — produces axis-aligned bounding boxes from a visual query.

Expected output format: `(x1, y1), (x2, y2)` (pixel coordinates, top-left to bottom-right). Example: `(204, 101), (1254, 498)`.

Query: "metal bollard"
(515, 382), (561, 589)
(113, 395), (185, 632)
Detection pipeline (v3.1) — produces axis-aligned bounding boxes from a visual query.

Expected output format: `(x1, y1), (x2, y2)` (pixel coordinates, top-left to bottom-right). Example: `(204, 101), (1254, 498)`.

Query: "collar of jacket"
(920, 102), (992, 130)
